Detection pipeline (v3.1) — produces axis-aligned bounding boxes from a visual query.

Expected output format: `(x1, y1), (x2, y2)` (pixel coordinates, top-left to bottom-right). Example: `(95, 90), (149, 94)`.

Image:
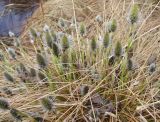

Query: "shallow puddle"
(0, 0), (37, 36)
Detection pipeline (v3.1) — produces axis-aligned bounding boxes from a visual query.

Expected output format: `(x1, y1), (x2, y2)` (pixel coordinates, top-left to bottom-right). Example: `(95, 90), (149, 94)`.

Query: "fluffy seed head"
(36, 53), (47, 69)
(30, 68), (37, 77)
(43, 24), (50, 32)
(91, 37), (97, 51)
(95, 15), (103, 23)
(80, 85), (89, 96)
(41, 97), (55, 112)
(115, 41), (122, 57)
(108, 55), (115, 66)
(0, 50), (4, 61)
(38, 71), (47, 82)
(14, 38), (21, 47)
(103, 32), (109, 48)
(127, 58), (133, 71)
(19, 63), (27, 73)
(61, 52), (69, 68)
(2, 87), (13, 96)
(149, 63), (156, 74)
(62, 35), (69, 52)
(0, 98), (10, 110)
(45, 31), (53, 48)
(129, 4), (139, 24)
(88, 108), (100, 121)
(108, 19), (117, 33)
(4, 72), (14, 83)
(52, 43), (60, 57)
(30, 28), (37, 39)
(9, 31), (15, 37)
(79, 23), (86, 36)
(10, 108), (23, 121)
(58, 18), (66, 29)
(7, 48), (16, 60)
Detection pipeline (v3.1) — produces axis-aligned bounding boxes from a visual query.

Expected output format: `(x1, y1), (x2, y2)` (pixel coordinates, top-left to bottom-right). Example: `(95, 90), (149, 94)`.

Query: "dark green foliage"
(36, 53), (47, 69)
(0, 98), (10, 110)
(62, 35), (69, 52)
(103, 32), (109, 48)
(4, 72), (14, 83)
(115, 41), (122, 57)
(91, 37), (97, 51)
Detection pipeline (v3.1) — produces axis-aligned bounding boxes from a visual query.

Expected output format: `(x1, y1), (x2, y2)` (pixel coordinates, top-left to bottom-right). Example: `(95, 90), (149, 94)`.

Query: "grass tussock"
(0, 0), (160, 122)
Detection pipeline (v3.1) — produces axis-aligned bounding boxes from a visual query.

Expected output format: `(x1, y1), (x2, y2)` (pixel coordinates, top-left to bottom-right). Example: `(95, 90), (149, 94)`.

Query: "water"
(0, 1), (37, 36)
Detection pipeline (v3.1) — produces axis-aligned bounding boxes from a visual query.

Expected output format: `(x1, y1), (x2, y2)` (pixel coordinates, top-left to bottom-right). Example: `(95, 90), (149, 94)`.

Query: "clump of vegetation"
(0, 2), (159, 122)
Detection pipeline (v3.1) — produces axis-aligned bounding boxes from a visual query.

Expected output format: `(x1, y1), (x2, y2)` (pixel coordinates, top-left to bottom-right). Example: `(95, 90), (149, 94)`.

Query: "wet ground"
(0, 0), (37, 36)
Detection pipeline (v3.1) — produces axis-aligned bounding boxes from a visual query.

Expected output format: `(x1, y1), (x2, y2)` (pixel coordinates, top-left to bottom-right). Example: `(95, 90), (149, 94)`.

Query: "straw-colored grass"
(0, 0), (160, 122)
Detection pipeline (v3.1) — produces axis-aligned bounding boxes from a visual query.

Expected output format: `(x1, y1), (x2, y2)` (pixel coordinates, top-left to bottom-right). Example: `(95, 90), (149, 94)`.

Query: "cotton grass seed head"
(62, 35), (69, 52)
(95, 15), (103, 23)
(41, 97), (55, 112)
(80, 85), (89, 96)
(129, 4), (139, 24)
(38, 71), (47, 82)
(149, 63), (156, 74)
(79, 23), (86, 37)
(0, 50), (4, 61)
(43, 24), (50, 32)
(14, 38), (21, 47)
(61, 52), (69, 68)
(108, 55), (115, 66)
(88, 108), (100, 121)
(2, 87), (13, 96)
(0, 98), (10, 110)
(127, 58), (133, 71)
(30, 68), (37, 77)
(45, 31), (53, 48)
(4, 72), (14, 83)
(91, 37), (97, 51)
(7, 48), (16, 60)
(30, 28), (38, 39)
(52, 43), (60, 57)
(58, 18), (66, 29)
(10, 108), (23, 121)
(107, 19), (117, 33)
(115, 41), (122, 57)
(36, 53), (47, 69)
(9, 31), (15, 37)
(103, 32), (109, 48)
